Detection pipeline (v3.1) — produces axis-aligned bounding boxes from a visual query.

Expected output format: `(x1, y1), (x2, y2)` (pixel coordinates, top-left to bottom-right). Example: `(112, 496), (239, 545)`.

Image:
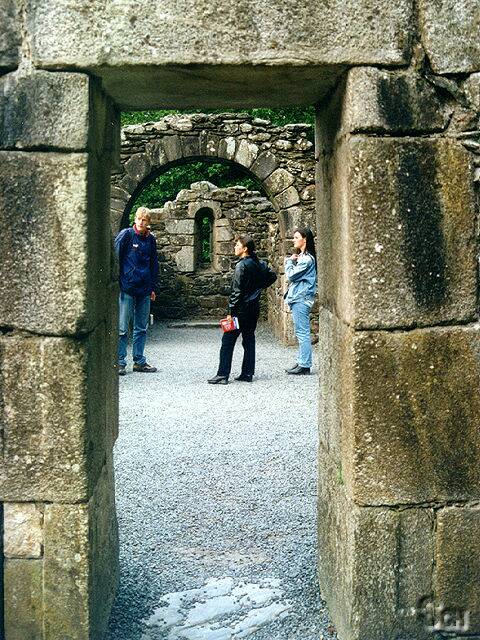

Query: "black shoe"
(285, 363), (299, 373)
(235, 374), (253, 382)
(133, 362), (157, 373)
(208, 375), (228, 385)
(118, 365), (126, 376)
(286, 365), (310, 375)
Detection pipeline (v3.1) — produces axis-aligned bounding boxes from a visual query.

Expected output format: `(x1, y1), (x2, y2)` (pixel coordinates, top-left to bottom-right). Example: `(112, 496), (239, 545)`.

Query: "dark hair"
(236, 235), (259, 262)
(294, 227), (317, 265)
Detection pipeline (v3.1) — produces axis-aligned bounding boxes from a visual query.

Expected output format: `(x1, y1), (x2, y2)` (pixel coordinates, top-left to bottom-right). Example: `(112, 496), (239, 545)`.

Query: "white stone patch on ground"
(141, 577), (290, 639)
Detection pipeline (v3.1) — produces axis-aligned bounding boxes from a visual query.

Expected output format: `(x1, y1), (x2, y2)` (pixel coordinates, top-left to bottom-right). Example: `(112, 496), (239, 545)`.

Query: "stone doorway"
(1, 3), (480, 638)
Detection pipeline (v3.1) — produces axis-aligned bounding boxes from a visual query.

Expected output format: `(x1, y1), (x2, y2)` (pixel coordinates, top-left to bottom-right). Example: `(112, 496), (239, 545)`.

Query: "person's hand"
(290, 253), (299, 261)
(226, 314), (232, 322)
(150, 291), (156, 302)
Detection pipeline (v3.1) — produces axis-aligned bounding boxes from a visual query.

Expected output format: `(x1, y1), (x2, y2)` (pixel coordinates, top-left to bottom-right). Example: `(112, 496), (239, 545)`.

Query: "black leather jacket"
(228, 256), (275, 314)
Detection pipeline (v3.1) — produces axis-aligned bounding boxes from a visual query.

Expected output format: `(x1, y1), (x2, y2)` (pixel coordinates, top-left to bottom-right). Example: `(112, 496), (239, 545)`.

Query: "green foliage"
(130, 160), (259, 223)
(200, 216), (212, 263)
(121, 107), (315, 127)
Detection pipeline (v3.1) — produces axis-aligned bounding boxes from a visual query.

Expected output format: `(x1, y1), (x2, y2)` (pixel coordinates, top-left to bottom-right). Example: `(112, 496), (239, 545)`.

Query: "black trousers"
(217, 304), (260, 378)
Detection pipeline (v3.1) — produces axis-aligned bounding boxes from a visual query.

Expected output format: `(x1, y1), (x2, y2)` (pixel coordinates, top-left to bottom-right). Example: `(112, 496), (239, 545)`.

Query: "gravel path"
(105, 322), (336, 640)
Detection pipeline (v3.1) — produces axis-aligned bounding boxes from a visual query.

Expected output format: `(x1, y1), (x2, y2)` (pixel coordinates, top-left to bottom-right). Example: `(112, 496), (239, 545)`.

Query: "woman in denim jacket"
(284, 227), (317, 375)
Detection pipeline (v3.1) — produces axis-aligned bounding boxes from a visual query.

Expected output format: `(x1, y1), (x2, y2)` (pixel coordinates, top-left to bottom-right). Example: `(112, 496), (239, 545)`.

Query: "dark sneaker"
(207, 375), (228, 385)
(118, 365), (126, 376)
(285, 363), (299, 373)
(235, 374), (253, 382)
(286, 365), (310, 375)
(133, 362), (157, 373)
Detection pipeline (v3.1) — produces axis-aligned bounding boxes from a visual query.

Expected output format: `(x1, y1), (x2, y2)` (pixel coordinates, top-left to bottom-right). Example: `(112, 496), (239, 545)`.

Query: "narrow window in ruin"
(195, 208), (214, 269)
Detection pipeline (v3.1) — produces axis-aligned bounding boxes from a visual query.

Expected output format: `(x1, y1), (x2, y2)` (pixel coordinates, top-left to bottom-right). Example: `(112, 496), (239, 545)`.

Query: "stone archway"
(110, 114), (317, 343)
(110, 113), (316, 237)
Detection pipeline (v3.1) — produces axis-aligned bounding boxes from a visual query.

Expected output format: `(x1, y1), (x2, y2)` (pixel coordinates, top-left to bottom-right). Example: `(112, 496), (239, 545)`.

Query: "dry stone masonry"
(0, 2), (479, 640)
(111, 113), (316, 235)
(111, 114), (317, 343)
(137, 180), (307, 344)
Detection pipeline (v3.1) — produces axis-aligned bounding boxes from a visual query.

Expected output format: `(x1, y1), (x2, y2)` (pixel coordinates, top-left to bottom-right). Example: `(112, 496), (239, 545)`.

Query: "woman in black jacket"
(208, 235), (275, 384)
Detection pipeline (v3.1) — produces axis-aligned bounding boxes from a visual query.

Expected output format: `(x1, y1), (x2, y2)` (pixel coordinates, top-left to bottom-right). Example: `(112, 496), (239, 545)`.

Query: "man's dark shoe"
(133, 362), (157, 373)
(286, 365), (310, 375)
(235, 374), (253, 382)
(285, 363), (299, 373)
(118, 365), (126, 376)
(208, 375), (228, 385)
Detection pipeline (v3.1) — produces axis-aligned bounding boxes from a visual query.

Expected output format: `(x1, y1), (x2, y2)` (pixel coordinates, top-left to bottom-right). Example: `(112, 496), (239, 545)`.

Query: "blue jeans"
(118, 291), (151, 367)
(290, 301), (313, 368)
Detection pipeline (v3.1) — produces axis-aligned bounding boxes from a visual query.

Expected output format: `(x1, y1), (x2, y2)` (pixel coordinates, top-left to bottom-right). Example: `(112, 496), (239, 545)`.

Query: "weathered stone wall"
(1, 2), (480, 640)
(112, 114), (317, 343)
(149, 182), (272, 311)
(111, 113), (316, 237)
(0, 69), (120, 639)
(316, 59), (480, 640)
(147, 180), (298, 343)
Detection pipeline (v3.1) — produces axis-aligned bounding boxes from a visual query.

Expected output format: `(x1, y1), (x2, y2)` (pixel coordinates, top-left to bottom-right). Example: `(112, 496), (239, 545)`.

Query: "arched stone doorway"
(111, 114), (317, 343)
(110, 113), (316, 237)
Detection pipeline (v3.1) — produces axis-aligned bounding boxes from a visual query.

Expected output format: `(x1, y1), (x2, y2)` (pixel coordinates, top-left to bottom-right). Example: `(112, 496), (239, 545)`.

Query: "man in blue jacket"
(115, 207), (159, 375)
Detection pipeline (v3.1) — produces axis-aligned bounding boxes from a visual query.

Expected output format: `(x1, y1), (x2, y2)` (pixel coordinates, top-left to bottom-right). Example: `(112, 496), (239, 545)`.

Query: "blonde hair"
(135, 206), (151, 221)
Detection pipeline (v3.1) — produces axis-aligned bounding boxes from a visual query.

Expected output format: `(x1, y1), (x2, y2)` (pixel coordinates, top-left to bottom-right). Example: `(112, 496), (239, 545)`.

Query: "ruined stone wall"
(146, 180), (301, 344)
(316, 60), (480, 640)
(1, 2), (480, 640)
(111, 113), (316, 236)
(148, 182), (272, 308)
(112, 114), (318, 343)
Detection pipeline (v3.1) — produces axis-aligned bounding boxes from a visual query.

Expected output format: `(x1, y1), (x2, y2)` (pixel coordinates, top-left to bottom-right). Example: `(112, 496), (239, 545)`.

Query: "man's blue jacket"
(115, 226), (159, 298)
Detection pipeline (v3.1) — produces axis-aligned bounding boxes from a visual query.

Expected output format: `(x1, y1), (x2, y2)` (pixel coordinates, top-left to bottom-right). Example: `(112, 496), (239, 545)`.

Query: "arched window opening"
(195, 207), (214, 269)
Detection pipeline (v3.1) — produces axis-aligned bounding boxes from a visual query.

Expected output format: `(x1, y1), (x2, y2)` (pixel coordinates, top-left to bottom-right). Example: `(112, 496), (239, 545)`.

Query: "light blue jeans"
(118, 291), (150, 367)
(290, 301), (313, 368)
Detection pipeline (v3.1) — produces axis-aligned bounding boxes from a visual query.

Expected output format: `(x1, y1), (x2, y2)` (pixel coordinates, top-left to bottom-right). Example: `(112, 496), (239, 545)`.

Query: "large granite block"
(0, 152), (112, 334)
(4, 559), (44, 640)
(342, 67), (452, 133)
(319, 309), (480, 505)
(4, 503), (43, 558)
(434, 506), (480, 633)
(419, 0), (480, 74)
(43, 458), (119, 640)
(24, 0), (412, 108)
(317, 451), (434, 640)
(323, 137), (477, 329)
(1, 71), (89, 150)
(0, 324), (116, 502)
(0, 0), (20, 70)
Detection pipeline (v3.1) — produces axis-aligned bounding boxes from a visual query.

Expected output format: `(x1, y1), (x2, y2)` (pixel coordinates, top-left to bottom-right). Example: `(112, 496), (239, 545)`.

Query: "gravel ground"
(105, 322), (337, 640)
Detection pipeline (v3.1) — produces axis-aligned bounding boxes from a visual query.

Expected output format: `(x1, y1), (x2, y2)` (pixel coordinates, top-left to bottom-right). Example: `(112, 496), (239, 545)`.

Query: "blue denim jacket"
(284, 252), (317, 305)
(115, 227), (159, 298)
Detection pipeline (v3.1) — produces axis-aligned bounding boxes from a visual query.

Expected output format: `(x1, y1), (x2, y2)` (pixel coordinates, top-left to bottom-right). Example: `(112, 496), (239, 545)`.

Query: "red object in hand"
(220, 317), (239, 332)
